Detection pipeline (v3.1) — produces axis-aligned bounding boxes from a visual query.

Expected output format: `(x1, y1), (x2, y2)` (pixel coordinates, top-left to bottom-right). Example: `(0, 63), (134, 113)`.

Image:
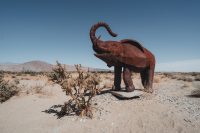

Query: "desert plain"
(0, 71), (200, 133)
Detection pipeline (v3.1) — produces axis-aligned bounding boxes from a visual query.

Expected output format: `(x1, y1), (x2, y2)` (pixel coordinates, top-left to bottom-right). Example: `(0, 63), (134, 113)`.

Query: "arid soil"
(0, 72), (200, 133)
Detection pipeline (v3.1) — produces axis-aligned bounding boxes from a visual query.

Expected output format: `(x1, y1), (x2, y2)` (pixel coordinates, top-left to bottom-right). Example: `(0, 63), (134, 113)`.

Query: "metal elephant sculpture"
(90, 22), (156, 93)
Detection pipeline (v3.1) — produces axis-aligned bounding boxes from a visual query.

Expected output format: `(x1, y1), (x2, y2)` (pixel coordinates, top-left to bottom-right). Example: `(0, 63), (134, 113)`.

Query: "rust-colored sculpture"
(90, 22), (156, 93)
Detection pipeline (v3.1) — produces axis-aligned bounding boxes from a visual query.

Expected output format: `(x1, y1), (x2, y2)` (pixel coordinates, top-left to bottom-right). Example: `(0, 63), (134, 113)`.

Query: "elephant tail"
(90, 22), (118, 43)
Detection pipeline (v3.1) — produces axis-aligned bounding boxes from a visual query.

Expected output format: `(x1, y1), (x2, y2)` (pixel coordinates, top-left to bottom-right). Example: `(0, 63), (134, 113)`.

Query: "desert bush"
(153, 77), (160, 83)
(12, 75), (16, 78)
(0, 73), (19, 103)
(164, 73), (193, 82)
(0, 73), (3, 83)
(23, 70), (38, 76)
(194, 75), (200, 81)
(16, 72), (22, 76)
(49, 61), (101, 118)
(163, 73), (174, 79)
(15, 71), (45, 77)
(190, 82), (200, 97)
(190, 89), (200, 97)
(177, 77), (193, 82)
(13, 78), (20, 84)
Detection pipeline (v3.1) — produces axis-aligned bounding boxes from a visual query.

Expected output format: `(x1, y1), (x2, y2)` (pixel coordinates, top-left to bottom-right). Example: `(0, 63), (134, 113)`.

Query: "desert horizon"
(1, 59), (200, 73)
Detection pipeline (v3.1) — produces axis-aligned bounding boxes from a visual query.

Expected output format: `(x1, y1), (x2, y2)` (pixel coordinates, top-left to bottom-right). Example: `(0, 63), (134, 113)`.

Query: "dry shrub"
(12, 75), (16, 78)
(191, 72), (199, 77)
(191, 82), (200, 97)
(49, 61), (101, 118)
(190, 89), (200, 97)
(34, 85), (44, 94)
(177, 76), (193, 82)
(164, 73), (193, 82)
(194, 75), (200, 81)
(163, 73), (174, 79)
(153, 77), (160, 83)
(0, 73), (19, 103)
(25, 84), (45, 95)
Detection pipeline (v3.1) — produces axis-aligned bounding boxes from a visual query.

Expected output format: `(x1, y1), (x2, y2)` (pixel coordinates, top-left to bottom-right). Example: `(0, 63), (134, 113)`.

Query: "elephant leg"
(112, 66), (122, 91)
(140, 68), (149, 89)
(141, 65), (155, 93)
(123, 67), (135, 92)
(147, 63), (155, 93)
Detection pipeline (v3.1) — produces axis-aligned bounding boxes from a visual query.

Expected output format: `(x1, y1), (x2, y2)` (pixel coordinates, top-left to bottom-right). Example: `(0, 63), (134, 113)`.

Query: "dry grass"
(153, 77), (161, 83)
(49, 61), (101, 118)
(101, 73), (113, 81)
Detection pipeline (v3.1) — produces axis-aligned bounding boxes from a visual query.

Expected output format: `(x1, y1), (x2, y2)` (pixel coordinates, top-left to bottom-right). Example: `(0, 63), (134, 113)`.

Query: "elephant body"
(90, 22), (156, 93)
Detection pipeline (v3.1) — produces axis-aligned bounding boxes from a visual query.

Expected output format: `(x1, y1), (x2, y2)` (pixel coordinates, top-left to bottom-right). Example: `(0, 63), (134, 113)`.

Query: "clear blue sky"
(0, 0), (200, 71)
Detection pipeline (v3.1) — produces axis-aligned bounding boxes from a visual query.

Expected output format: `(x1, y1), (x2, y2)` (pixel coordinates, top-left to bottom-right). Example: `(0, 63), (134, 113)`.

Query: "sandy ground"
(0, 73), (200, 133)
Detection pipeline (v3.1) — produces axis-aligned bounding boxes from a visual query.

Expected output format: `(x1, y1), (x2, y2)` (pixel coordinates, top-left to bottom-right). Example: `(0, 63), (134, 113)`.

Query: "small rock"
(111, 90), (143, 99)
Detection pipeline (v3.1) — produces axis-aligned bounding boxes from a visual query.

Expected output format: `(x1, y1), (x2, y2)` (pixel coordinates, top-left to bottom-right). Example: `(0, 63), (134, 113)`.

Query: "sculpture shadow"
(187, 95), (200, 98)
(186, 94), (200, 98)
(111, 94), (140, 100)
(42, 104), (75, 119)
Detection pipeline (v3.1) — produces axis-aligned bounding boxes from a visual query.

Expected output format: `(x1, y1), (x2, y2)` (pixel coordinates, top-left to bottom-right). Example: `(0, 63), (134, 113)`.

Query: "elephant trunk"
(90, 22), (118, 46)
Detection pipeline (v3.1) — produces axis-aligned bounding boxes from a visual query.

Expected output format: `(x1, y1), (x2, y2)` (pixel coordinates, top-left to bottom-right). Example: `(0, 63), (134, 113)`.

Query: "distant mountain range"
(0, 60), (110, 72)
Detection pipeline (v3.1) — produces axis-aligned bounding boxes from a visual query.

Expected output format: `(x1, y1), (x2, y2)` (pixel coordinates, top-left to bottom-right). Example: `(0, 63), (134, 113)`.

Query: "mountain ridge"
(0, 60), (109, 72)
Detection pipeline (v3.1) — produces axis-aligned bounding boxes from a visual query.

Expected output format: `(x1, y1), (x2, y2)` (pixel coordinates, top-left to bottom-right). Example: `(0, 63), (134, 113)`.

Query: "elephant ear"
(114, 39), (147, 68)
(120, 39), (145, 52)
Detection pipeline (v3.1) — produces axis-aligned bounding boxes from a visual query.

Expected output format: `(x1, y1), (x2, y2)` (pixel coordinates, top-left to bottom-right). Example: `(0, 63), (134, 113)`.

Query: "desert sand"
(0, 73), (200, 133)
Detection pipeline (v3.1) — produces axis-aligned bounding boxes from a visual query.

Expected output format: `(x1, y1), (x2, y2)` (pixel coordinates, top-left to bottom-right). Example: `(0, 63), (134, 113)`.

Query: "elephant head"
(90, 22), (147, 68)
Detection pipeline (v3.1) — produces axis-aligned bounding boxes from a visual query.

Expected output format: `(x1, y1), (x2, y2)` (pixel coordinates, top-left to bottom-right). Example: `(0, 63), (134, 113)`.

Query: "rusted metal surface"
(90, 22), (156, 93)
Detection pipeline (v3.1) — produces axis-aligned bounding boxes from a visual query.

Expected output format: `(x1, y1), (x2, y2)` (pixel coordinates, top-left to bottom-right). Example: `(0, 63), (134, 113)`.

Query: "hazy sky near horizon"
(0, 0), (200, 71)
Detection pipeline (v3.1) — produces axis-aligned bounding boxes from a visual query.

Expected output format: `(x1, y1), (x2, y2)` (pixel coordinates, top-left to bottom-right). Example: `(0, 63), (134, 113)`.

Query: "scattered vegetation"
(0, 72), (19, 103)
(49, 61), (101, 118)
(28, 84), (45, 95)
(194, 75), (200, 81)
(153, 77), (160, 83)
(163, 72), (194, 82)
(190, 89), (200, 98)
(177, 77), (193, 82)
(190, 82), (200, 98)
